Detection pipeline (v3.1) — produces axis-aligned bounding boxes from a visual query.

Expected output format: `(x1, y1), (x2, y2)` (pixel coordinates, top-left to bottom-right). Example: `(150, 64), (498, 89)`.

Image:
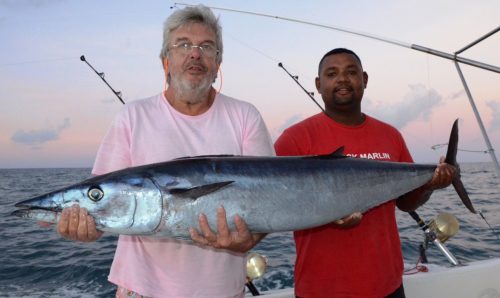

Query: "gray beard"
(170, 73), (215, 104)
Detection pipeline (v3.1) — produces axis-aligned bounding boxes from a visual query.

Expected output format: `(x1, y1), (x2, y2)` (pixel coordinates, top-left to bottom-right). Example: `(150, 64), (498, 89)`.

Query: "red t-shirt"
(274, 113), (413, 298)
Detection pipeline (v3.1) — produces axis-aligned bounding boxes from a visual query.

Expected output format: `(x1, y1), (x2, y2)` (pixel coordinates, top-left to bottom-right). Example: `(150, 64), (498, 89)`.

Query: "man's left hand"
(427, 157), (457, 190)
(190, 206), (263, 253)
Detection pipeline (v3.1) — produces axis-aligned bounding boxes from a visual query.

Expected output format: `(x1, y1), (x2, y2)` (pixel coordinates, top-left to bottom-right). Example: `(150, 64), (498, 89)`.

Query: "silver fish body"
(13, 154), (435, 239)
(13, 120), (475, 240)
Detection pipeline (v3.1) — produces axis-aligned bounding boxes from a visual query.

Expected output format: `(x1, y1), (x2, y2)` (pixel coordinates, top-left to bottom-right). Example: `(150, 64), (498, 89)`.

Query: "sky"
(0, 0), (499, 168)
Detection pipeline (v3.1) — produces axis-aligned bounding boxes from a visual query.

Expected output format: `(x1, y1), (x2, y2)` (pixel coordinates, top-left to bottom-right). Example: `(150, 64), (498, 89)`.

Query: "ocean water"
(1, 163), (499, 297)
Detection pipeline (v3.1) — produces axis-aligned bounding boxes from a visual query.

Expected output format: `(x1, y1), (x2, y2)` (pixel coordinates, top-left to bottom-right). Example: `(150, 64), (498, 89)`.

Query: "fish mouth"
(12, 201), (63, 217)
(14, 203), (62, 211)
(11, 205), (62, 215)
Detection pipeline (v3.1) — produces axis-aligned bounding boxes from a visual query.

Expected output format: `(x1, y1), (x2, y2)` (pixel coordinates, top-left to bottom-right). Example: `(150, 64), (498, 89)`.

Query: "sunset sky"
(1, 0), (499, 168)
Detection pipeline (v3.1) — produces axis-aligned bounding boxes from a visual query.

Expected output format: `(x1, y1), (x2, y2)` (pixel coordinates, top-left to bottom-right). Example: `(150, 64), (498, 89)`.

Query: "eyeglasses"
(170, 42), (219, 58)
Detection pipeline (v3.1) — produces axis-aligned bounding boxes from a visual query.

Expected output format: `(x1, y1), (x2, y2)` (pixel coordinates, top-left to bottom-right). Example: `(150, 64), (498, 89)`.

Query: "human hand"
(57, 205), (103, 242)
(190, 206), (263, 253)
(332, 212), (363, 229)
(426, 157), (457, 190)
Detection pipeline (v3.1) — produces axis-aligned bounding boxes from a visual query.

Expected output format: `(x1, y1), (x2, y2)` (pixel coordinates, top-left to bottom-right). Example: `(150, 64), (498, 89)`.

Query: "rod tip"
(80, 55), (86, 61)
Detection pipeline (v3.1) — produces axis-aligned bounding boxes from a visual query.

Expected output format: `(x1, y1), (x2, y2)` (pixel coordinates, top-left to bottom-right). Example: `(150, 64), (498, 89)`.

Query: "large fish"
(12, 119), (475, 240)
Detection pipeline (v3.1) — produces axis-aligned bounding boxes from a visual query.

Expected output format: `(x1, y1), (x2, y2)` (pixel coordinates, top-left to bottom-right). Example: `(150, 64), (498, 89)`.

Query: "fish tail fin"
(445, 119), (476, 214)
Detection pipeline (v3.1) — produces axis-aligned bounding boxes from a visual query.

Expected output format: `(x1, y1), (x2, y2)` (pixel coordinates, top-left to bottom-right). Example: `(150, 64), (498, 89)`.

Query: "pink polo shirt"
(92, 92), (275, 297)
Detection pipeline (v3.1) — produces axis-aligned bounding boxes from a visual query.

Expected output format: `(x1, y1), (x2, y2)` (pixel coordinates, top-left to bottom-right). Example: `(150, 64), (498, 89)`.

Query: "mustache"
(185, 62), (207, 71)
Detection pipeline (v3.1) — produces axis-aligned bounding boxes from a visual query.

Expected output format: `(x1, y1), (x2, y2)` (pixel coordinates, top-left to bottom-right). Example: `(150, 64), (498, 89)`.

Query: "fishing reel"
(246, 252), (268, 296)
(426, 212), (460, 243)
(409, 211), (460, 266)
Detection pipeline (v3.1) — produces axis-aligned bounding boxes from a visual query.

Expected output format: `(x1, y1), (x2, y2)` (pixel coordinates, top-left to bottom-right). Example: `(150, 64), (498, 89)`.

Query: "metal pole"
(455, 26), (500, 55)
(411, 45), (500, 73)
(454, 61), (500, 177)
(432, 237), (460, 266)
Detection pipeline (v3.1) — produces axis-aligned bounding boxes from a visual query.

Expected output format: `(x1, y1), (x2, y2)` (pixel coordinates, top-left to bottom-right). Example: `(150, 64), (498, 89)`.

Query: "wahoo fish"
(12, 119), (475, 239)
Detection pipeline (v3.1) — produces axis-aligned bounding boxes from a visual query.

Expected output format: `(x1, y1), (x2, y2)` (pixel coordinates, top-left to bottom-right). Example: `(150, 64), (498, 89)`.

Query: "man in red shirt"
(274, 48), (456, 297)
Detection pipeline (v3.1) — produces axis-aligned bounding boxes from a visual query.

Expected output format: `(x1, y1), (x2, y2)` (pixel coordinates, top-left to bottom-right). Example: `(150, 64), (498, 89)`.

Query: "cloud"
(272, 84), (445, 139)
(448, 89), (465, 100)
(486, 100), (500, 132)
(11, 118), (71, 148)
(364, 84), (443, 129)
(271, 114), (304, 141)
(0, 0), (63, 9)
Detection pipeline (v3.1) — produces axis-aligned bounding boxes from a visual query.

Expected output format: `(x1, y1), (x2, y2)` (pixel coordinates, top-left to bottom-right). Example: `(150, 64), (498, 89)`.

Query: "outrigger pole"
(174, 3), (500, 177)
(452, 26), (500, 177)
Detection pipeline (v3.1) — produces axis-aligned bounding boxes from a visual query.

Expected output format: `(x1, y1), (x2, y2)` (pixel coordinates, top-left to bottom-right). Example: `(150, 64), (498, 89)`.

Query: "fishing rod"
(278, 62), (324, 112)
(174, 3), (499, 74)
(80, 55), (125, 105)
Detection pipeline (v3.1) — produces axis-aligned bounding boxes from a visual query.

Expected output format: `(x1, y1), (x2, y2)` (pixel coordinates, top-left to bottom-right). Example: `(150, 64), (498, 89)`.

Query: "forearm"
(251, 233), (267, 247)
(226, 233), (267, 253)
(397, 159), (457, 212)
(396, 183), (434, 212)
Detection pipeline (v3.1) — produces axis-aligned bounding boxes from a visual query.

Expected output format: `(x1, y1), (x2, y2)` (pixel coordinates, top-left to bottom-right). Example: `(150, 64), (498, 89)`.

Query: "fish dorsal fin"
(305, 146), (347, 160)
(330, 146), (345, 156)
(169, 181), (234, 199)
(173, 155), (236, 161)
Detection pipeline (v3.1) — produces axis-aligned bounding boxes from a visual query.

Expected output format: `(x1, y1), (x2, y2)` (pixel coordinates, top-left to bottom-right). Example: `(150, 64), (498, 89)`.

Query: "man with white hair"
(56, 5), (274, 297)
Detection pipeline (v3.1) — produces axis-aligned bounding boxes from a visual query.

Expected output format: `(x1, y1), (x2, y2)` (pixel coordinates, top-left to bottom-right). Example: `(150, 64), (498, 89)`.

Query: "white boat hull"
(253, 257), (500, 298)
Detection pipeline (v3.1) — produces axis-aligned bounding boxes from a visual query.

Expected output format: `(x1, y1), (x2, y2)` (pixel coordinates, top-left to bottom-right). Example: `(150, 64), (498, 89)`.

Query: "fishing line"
(222, 30), (321, 110)
(223, 31), (281, 65)
(478, 210), (500, 240)
(431, 143), (489, 154)
(80, 55), (125, 105)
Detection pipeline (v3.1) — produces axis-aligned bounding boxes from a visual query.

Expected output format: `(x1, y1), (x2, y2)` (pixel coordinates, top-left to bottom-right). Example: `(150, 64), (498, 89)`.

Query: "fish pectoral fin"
(169, 181), (234, 199)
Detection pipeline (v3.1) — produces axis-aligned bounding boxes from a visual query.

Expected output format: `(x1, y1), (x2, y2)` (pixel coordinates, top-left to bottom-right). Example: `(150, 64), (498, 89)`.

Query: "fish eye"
(88, 187), (104, 202)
